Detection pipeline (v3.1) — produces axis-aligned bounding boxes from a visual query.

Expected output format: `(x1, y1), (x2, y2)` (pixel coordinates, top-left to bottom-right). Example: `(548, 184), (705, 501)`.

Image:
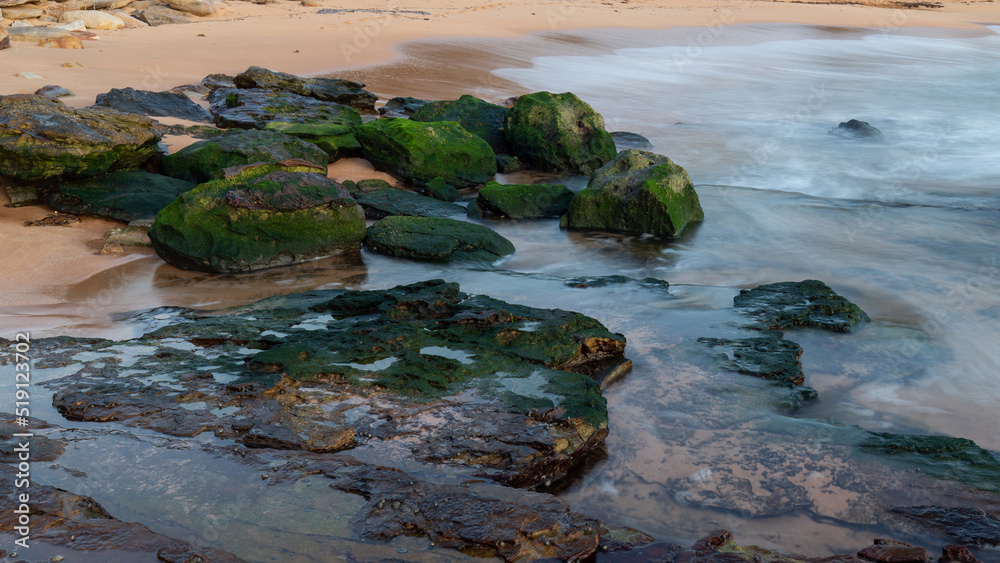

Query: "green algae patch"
(470, 181), (574, 219)
(264, 121), (362, 161)
(859, 432), (1000, 493)
(410, 94), (509, 152)
(162, 129), (329, 184)
(364, 216), (515, 263)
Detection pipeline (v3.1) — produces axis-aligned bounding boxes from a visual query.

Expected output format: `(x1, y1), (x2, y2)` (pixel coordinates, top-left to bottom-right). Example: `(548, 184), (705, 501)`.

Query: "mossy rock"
(470, 181), (574, 219)
(733, 280), (871, 333)
(40, 171), (196, 222)
(263, 121), (362, 162)
(562, 149), (704, 237)
(364, 216), (514, 263)
(859, 432), (1000, 493)
(378, 96), (429, 117)
(0, 94), (162, 181)
(425, 176), (460, 202)
(210, 88), (363, 131)
(503, 91), (616, 175)
(354, 188), (466, 219)
(161, 129), (329, 184)
(410, 94), (509, 153)
(233, 66), (377, 113)
(355, 118), (497, 189)
(149, 161), (365, 273)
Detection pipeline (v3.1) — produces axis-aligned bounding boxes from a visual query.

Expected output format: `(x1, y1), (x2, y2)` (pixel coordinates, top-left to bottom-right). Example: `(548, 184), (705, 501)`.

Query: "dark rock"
(161, 129), (329, 183)
(41, 279), (628, 488)
(733, 280), (871, 333)
(890, 507), (1000, 550)
(39, 171), (196, 222)
(233, 65), (377, 113)
(34, 85), (74, 98)
(364, 216), (514, 263)
(0, 413), (64, 462)
(697, 334), (805, 386)
(0, 94), (162, 181)
(378, 95), (429, 117)
(351, 178), (393, 193)
(679, 529), (814, 563)
(353, 187), (466, 219)
(410, 94), (509, 152)
(858, 432), (1000, 493)
(611, 130), (654, 150)
(496, 153), (523, 173)
(469, 180), (574, 219)
(858, 539), (930, 563)
(0, 464), (246, 562)
(93, 86), (212, 122)
(561, 149), (704, 237)
(503, 91), (616, 175)
(201, 73), (236, 91)
(939, 545), (982, 563)
(424, 175), (460, 201)
(263, 121), (362, 161)
(831, 119), (885, 141)
(136, 5), (191, 25)
(355, 118), (497, 189)
(208, 87), (362, 131)
(149, 161), (365, 273)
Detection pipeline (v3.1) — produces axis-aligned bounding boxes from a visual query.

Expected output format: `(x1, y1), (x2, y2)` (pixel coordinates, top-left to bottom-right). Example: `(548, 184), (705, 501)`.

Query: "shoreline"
(0, 0), (997, 324)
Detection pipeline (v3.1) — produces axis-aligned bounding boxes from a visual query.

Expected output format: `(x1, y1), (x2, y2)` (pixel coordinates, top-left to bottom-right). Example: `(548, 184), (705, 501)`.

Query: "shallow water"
(3, 23), (1000, 561)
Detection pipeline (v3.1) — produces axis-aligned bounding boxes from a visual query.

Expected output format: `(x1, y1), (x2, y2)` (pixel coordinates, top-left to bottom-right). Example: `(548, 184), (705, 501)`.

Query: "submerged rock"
(364, 216), (515, 263)
(355, 118), (497, 189)
(94, 86), (212, 122)
(831, 119), (885, 141)
(40, 171), (196, 222)
(562, 149), (704, 237)
(233, 66), (377, 113)
(733, 280), (871, 333)
(859, 432), (1000, 493)
(697, 334), (805, 386)
(504, 91), (616, 175)
(161, 129), (329, 183)
(208, 87), (362, 131)
(0, 94), (162, 181)
(353, 187), (466, 219)
(41, 279), (628, 488)
(410, 94), (509, 152)
(890, 506), (1000, 549)
(149, 161), (365, 272)
(469, 180), (574, 219)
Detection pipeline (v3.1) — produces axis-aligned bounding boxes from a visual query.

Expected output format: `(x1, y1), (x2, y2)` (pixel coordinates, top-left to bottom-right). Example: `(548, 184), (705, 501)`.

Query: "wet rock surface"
(697, 334), (805, 386)
(354, 187), (467, 219)
(378, 95), (430, 117)
(94, 87), (212, 122)
(233, 66), (377, 113)
(831, 119), (885, 141)
(890, 507), (1000, 549)
(161, 129), (329, 183)
(410, 94), (510, 153)
(733, 280), (871, 332)
(208, 87), (362, 131)
(364, 216), (515, 263)
(469, 181), (574, 219)
(40, 171), (196, 222)
(858, 433), (1000, 493)
(0, 94), (162, 181)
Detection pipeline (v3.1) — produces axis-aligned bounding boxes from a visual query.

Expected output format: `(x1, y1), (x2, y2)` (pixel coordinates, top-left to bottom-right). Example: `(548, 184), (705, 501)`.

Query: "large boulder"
(94, 87), (212, 122)
(162, 0), (215, 16)
(208, 87), (362, 131)
(355, 118), (496, 189)
(233, 66), (377, 113)
(364, 216), (514, 263)
(469, 181), (574, 219)
(149, 161), (366, 273)
(561, 149), (704, 237)
(40, 171), (196, 222)
(0, 95), (162, 181)
(409, 94), (509, 153)
(161, 129), (328, 183)
(58, 10), (126, 30)
(504, 91), (616, 175)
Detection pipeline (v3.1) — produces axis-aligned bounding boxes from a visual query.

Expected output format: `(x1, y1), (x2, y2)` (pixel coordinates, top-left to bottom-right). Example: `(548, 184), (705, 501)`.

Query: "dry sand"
(0, 0), (996, 328)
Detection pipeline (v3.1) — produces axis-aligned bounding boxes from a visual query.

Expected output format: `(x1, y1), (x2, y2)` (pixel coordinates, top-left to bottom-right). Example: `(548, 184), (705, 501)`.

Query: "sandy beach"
(0, 0), (996, 314)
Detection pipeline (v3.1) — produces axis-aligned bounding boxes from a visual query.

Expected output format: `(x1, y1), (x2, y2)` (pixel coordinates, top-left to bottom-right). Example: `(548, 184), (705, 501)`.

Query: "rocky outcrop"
(410, 94), (509, 152)
(364, 216), (515, 262)
(377, 95), (429, 117)
(94, 87), (212, 122)
(149, 161), (365, 273)
(561, 149), (704, 237)
(41, 171), (196, 222)
(208, 87), (362, 131)
(0, 94), (161, 181)
(469, 181), (574, 219)
(733, 279), (871, 332)
(161, 129), (328, 183)
(355, 118), (497, 189)
(233, 66), (377, 113)
(504, 91), (616, 175)
(263, 121), (361, 161)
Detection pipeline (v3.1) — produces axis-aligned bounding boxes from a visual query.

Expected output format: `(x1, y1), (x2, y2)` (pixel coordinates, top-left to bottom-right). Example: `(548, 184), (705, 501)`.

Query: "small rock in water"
(830, 118), (885, 141)
(16, 72), (42, 79)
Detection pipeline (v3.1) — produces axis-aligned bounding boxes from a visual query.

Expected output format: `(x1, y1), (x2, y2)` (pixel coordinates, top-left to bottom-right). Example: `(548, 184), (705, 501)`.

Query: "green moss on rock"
(410, 94), (509, 153)
(41, 171), (196, 222)
(471, 181), (574, 219)
(364, 215), (514, 263)
(263, 121), (362, 162)
(859, 432), (1000, 493)
(733, 280), (871, 333)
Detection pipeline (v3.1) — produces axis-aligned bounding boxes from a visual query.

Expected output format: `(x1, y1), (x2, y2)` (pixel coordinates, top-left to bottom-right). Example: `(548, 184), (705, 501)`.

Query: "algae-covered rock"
(161, 129), (329, 183)
(209, 87), (362, 131)
(364, 216), (514, 263)
(562, 149), (704, 237)
(355, 118), (497, 189)
(733, 280), (870, 333)
(424, 176), (460, 202)
(831, 119), (885, 141)
(503, 91), (616, 175)
(470, 181), (574, 219)
(410, 94), (509, 152)
(0, 94), (162, 181)
(859, 432), (1000, 493)
(263, 121), (361, 161)
(697, 335), (805, 387)
(354, 188), (466, 219)
(40, 171), (196, 222)
(149, 161), (365, 272)
(94, 87), (212, 122)
(889, 506), (1000, 549)
(233, 66), (377, 113)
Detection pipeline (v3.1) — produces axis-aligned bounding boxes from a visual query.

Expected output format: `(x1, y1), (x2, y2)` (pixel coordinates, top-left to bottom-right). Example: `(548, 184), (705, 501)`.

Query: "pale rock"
(53, 19), (86, 31)
(59, 9), (125, 30)
(162, 0), (214, 16)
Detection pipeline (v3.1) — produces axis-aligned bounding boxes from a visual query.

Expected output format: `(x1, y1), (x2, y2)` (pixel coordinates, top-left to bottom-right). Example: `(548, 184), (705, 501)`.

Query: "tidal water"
(3, 23), (1000, 561)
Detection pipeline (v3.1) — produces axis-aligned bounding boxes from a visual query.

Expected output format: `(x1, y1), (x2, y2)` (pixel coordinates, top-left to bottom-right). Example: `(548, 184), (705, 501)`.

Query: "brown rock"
(62, 61), (85, 67)
(859, 540), (931, 563)
(162, 0), (214, 16)
(39, 35), (83, 48)
(1, 4), (44, 18)
(939, 545), (980, 563)
(0, 27), (8, 51)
